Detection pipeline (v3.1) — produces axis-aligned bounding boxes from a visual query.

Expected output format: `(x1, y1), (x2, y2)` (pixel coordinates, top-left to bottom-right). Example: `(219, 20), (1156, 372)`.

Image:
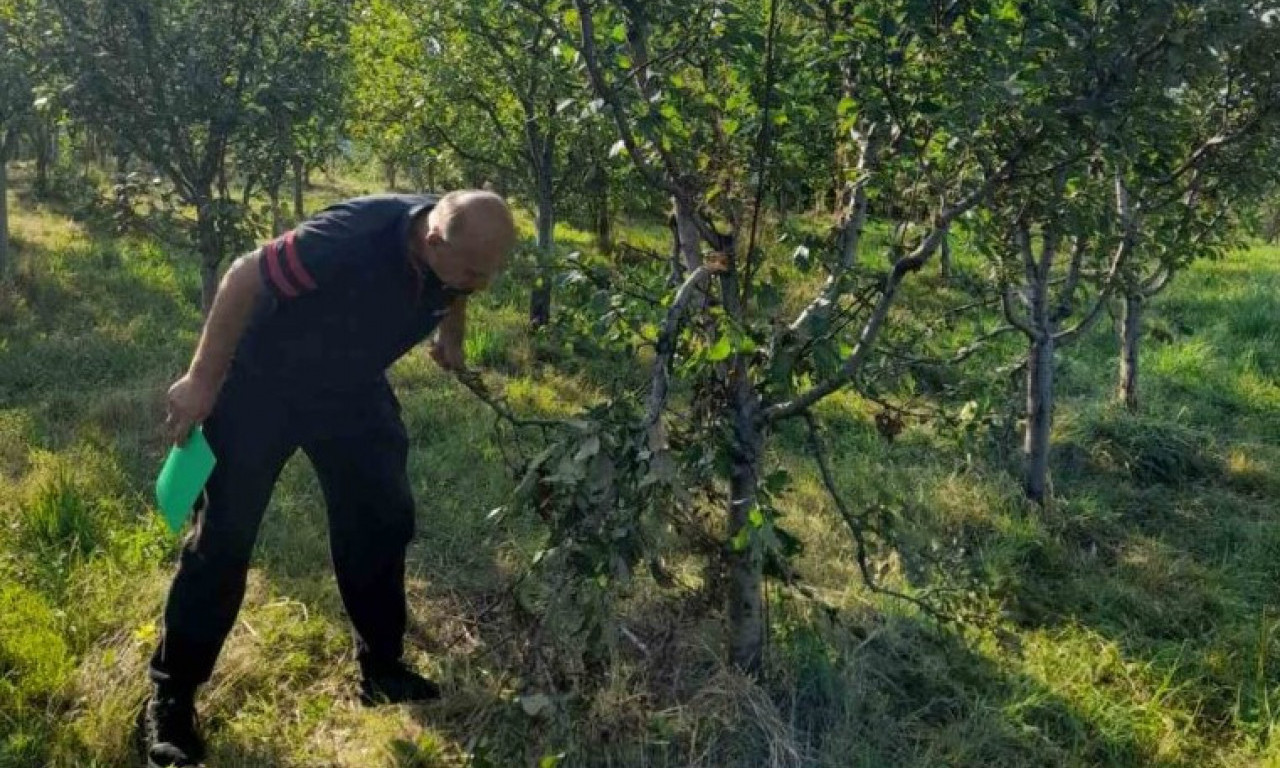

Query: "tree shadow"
(382, 608), (1188, 768)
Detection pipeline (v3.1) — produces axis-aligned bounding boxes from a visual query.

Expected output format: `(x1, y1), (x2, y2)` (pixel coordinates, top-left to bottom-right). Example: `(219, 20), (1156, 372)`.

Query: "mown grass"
(1, 168), (1278, 767)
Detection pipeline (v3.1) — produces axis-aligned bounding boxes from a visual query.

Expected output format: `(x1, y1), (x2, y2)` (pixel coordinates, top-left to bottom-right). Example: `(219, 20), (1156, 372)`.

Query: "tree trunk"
(1263, 206), (1280, 244)
(726, 368), (764, 675)
(385, 160), (397, 191)
(939, 225), (953, 280)
(674, 195), (702, 272)
(113, 152), (130, 220)
(292, 155), (305, 221)
(1024, 334), (1055, 505)
(530, 162), (555, 328)
(33, 118), (52, 199)
(591, 161), (612, 257)
(194, 196), (222, 316)
(666, 206), (683, 286)
(1119, 294), (1142, 413)
(269, 186), (285, 236)
(0, 135), (11, 281)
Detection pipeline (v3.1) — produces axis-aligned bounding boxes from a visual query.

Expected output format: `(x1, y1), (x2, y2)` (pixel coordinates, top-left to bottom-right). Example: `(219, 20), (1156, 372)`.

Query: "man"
(141, 190), (516, 767)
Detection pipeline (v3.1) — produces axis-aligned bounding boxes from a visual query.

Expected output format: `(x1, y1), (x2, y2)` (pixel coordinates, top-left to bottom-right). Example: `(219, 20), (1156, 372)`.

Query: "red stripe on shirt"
(264, 241), (299, 298)
(281, 230), (318, 292)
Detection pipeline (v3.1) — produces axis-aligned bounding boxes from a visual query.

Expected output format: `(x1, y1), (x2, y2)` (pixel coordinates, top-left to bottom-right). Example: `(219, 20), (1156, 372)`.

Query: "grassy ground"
(1, 170), (1279, 767)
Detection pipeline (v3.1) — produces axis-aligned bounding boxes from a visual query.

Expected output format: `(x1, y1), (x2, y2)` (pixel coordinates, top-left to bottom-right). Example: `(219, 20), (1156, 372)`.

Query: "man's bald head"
(434, 190), (516, 254)
(421, 190), (517, 294)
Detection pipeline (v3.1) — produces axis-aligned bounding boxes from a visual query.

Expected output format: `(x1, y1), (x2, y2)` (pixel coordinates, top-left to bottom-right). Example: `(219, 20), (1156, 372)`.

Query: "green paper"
(155, 426), (216, 533)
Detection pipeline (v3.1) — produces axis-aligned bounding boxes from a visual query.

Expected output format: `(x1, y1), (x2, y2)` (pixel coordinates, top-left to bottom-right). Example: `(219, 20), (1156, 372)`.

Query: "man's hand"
(165, 371), (219, 446)
(429, 338), (466, 372)
(429, 295), (468, 372)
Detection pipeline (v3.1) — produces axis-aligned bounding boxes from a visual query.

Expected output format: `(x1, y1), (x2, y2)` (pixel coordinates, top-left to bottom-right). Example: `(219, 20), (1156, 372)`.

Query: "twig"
(452, 368), (571, 430)
(802, 412), (950, 622)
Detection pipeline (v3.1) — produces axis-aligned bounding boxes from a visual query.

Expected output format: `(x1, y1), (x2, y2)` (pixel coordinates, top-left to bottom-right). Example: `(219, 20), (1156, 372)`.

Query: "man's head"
(416, 190), (516, 294)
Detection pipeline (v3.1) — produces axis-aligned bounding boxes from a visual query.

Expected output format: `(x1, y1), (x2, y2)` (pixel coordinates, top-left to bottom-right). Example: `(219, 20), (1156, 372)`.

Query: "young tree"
(0, 0), (37, 279)
(352, 0), (579, 325)
(239, 0), (349, 235)
(51, 0), (343, 312)
(484, 0), (1189, 674)
(1110, 4), (1280, 412)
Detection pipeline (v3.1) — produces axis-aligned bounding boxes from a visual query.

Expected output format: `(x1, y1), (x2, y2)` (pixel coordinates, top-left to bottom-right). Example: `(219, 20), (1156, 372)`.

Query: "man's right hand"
(165, 371), (219, 446)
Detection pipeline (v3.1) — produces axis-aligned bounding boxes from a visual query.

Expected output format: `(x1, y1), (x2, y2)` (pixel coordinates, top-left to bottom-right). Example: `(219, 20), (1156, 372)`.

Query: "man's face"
(422, 227), (508, 294)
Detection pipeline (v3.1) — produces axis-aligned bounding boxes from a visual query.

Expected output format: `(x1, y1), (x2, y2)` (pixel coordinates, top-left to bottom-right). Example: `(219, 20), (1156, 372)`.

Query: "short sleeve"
(258, 205), (363, 301)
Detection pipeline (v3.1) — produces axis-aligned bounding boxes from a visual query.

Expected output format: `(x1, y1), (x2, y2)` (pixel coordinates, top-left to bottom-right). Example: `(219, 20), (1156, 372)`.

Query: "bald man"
(142, 191), (515, 767)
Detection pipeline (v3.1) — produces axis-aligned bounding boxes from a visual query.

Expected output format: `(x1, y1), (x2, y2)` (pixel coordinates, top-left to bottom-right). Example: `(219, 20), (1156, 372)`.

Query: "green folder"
(155, 426), (216, 533)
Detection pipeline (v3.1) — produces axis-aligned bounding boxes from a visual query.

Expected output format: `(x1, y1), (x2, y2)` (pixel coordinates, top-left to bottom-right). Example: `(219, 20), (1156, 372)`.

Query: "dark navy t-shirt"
(233, 194), (461, 394)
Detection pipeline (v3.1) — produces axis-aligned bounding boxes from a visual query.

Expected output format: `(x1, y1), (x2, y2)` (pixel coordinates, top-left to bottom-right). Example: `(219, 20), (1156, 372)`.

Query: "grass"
(1, 168), (1279, 766)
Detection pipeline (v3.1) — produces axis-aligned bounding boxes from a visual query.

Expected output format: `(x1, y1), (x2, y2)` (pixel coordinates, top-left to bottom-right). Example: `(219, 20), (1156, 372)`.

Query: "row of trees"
(467, 0), (1280, 673)
(2, 0), (1278, 674)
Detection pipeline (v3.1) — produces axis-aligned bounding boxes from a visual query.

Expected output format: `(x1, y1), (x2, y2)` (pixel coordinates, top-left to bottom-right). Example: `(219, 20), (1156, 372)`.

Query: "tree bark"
(113, 152), (131, 222)
(33, 117), (52, 199)
(674, 195), (702, 272)
(530, 143), (555, 327)
(726, 367), (764, 675)
(194, 196), (222, 316)
(666, 206), (683, 285)
(292, 154), (305, 221)
(269, 186), (284, 236)
(590, 161), (612, 257)
(1119, 293), (1142, 413)
(0, 134), (11, 281)
(1024, 334), (1055, 505)
(939, 225), (953, 280)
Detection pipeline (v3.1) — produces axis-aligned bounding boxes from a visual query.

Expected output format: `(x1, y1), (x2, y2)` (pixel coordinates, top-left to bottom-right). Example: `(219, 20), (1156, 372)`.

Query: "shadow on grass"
(386, 610), (1184, 768)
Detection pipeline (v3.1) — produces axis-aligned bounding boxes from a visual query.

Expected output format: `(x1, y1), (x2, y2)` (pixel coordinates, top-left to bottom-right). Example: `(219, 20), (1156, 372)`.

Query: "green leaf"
(730, 526), (751, 552)
(540, 754), (566, 768)
(574, 435), (601, 463)
(610, 23), (627, 43)
(748, 507), (764, 528)
(520, 694), (554, 717)
(707, 335), (733, 362)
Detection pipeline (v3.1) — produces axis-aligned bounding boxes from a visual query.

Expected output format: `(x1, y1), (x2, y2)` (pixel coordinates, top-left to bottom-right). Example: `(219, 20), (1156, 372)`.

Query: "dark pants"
(149, 374), (416, 694)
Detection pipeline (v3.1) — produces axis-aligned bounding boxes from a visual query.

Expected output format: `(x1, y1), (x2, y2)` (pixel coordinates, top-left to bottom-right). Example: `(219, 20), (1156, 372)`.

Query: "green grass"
(2, 170), (1279, 767)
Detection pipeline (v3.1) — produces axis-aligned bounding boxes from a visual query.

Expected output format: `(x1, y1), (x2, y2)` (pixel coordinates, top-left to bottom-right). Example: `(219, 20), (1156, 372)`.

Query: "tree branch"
(1000, 284), (1036, 337)
(646, 265), (714, 429)
(573, 0), (680, 198)
(452, 369), (573, 430)
(1050, 236), (1087, 324)
(803, 413), (949, 622)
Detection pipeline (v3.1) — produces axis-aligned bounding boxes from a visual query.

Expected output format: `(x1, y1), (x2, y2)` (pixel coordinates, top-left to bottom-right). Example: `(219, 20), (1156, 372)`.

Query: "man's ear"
(424, 225), (446, 247)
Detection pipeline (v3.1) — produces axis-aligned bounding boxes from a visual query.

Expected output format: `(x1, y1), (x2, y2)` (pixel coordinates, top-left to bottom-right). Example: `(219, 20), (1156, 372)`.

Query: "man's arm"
(429, 295), (468, 371)
(165, 252), (264, 444)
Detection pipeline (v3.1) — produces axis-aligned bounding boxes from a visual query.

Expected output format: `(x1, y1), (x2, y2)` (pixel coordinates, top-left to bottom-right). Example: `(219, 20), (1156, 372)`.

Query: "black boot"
(139, 690), (206, 767)
(358, 659), (441, 706)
